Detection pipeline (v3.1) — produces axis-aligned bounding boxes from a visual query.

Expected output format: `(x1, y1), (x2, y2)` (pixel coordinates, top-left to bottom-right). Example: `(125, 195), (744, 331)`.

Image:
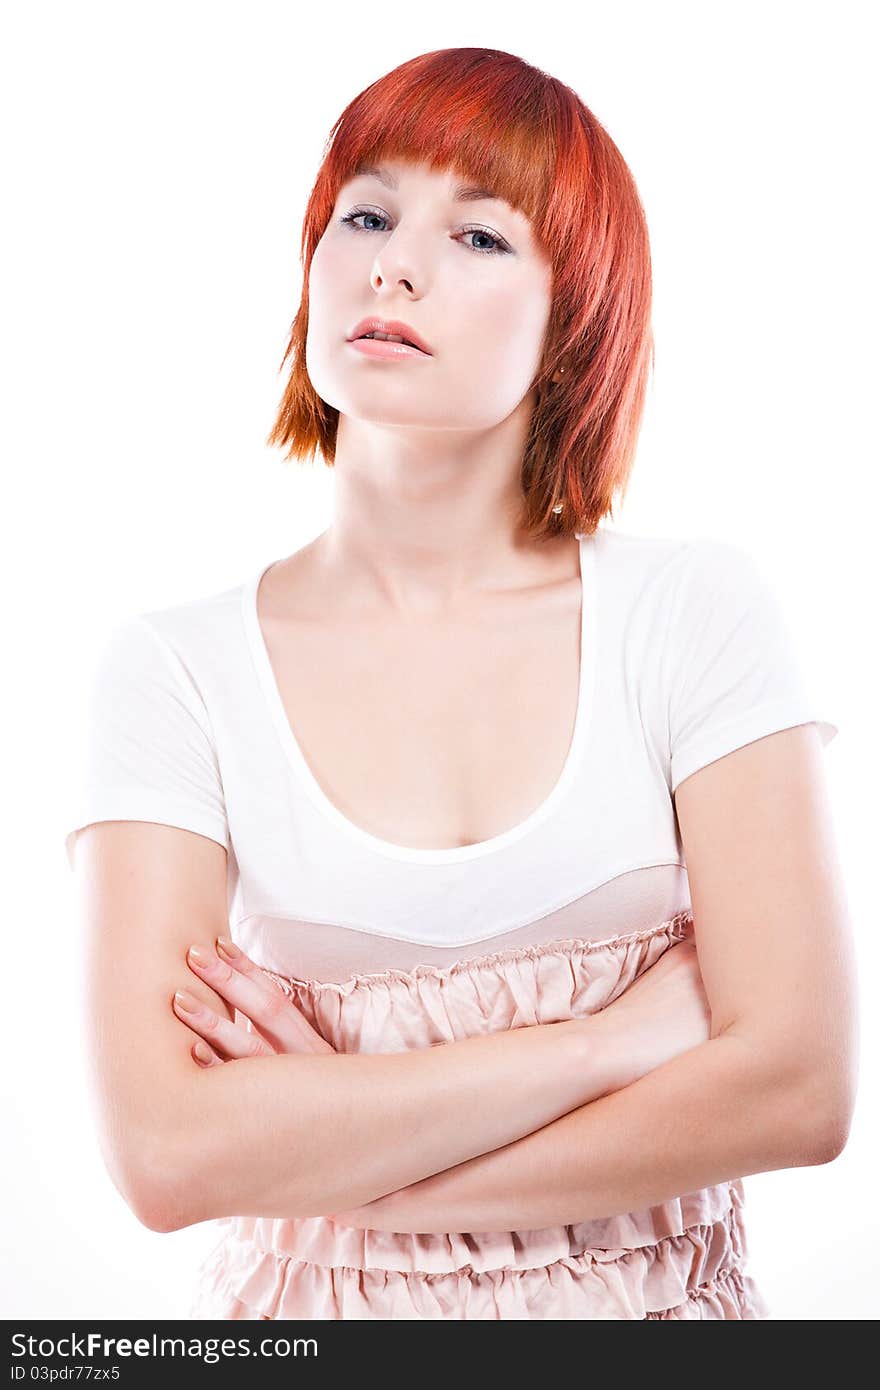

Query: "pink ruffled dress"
(189, 911), (770, 1320)
(64, 530), (831, 1319)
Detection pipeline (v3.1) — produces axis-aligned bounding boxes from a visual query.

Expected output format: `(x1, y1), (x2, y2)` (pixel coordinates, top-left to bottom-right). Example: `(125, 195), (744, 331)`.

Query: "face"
(305, 157), (555, 432)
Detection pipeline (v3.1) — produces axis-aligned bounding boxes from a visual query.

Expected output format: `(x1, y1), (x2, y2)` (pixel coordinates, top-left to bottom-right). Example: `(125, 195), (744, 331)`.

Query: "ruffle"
(190, 911), (769, 1319)
(193, 1267), (767, 1321)
(260, 912), (695, 994)
(189, 1181), (769, 1320)
(207, 1180), (738, 1277)
(256, 911), (696, 1049)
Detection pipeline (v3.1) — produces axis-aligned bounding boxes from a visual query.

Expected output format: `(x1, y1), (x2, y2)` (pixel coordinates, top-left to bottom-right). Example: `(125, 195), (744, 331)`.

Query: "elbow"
(795, 1072), (856, 1167)
(125, 1139), (196, 1234)
(134, 1187), (189, 1235)
(810, 1110), (854, 1165)
(733, 1025), (858, 1168)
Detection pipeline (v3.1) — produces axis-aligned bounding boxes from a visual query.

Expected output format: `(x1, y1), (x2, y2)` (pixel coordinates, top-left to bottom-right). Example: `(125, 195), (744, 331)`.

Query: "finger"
(185, 938), (333, 1054)
(172, 988), (276, 1060)
(193, 1039), (222, 1068)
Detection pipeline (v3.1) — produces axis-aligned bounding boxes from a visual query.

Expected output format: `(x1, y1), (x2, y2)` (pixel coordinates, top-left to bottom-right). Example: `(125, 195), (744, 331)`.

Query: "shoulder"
(137, 577), (245, 657)
(587, 525), (725, 634)
(589, 523), (717, 594)
(596, 527), (775, 625)
(85, 576), (250, 720)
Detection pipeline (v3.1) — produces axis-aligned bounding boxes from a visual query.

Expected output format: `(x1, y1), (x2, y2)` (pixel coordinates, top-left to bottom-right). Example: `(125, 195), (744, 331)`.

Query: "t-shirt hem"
(65, 799), (229, 870)
(670, 701), (838, 795)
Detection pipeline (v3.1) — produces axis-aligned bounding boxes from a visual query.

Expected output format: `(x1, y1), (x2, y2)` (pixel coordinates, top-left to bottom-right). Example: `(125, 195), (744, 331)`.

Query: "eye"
(339, 206), (511, 256)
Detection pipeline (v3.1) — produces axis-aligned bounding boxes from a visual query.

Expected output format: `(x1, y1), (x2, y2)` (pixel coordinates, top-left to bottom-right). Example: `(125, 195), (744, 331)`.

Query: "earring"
(551, 504), (563, 514)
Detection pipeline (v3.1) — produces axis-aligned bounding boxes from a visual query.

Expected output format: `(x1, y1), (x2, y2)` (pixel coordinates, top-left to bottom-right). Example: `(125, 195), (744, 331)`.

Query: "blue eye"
(339, 207), (511, 256)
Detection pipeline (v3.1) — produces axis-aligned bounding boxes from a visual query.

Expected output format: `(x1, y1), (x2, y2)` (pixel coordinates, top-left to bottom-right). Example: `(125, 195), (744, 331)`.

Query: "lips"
(347, 317), (433, 355)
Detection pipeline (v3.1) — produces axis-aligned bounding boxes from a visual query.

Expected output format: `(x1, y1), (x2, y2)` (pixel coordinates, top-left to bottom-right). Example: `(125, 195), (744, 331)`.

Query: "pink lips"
(347, 317), (433, 355)
(348, 337), (431, 360)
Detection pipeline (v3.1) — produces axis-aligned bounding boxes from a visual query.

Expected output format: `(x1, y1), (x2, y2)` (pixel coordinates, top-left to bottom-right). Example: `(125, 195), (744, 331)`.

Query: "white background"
(2, 0), (876, 1320)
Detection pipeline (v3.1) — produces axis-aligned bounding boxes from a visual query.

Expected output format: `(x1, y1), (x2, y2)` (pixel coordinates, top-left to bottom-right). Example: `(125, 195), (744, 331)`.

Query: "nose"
(370, 233), (423, 297)
(372, 268), (415, 295)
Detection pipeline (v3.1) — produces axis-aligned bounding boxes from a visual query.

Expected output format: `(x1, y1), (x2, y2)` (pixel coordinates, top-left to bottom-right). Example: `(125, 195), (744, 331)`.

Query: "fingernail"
(216, 936), (238, 960)
(193, 1041), (213, 1065)
(188, 944), (212, 966)
(174, 990), (200, 1013)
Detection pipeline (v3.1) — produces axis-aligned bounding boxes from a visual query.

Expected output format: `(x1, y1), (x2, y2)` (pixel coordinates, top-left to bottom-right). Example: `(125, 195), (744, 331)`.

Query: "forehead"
(345, 159), (523, 215)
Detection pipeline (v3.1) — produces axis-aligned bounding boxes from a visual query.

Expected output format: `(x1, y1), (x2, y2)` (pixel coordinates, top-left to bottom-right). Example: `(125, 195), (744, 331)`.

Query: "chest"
(257, 585), (584, 852)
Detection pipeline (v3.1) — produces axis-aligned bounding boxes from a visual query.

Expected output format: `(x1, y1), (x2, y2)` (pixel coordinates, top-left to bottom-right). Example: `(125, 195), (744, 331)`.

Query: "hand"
(171, 936), (336, 1066)
(595, 938), (713, 1088)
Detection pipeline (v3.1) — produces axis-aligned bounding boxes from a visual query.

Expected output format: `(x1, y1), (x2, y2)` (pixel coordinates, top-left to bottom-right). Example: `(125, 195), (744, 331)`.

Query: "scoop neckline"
(241, 533), (598, 864)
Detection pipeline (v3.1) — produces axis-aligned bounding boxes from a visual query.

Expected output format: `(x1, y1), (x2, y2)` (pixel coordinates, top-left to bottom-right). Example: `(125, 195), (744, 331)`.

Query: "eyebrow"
(352, 163), (506, 205)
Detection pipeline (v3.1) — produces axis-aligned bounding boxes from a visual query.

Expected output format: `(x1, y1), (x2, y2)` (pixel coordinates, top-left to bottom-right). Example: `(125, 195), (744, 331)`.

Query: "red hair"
(266, 47), (654, 541)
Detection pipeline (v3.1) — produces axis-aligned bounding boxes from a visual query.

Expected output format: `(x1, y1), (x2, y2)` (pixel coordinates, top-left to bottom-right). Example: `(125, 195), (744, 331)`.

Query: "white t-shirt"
(64, 527), (837, 980)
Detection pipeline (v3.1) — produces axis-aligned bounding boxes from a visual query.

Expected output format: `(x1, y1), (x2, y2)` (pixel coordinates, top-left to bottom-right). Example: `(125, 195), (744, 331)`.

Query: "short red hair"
(266, 47), (654, 542)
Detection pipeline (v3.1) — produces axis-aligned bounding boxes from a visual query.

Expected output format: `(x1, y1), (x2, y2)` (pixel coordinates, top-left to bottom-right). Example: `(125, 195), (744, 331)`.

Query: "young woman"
(66, 47), (857, 1320)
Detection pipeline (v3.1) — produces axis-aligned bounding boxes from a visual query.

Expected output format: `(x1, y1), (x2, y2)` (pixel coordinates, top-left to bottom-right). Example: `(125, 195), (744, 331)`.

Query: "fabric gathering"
(63, 526), (838, 1320)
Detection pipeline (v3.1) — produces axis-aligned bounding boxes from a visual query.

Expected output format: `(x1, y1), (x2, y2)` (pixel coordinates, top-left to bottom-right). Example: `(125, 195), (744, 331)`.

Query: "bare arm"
(329, 1020), (833, 1233)
(77, 730), (855, 1236)
(170, 1012), (617, 1230)
(332, 726), (859, 1232)
(75, 819), (629, 1234)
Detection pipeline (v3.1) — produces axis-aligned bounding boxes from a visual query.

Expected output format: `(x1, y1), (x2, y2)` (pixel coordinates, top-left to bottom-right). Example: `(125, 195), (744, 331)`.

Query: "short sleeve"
(667, 540), (838, 795)
(64, 614), (230, 869)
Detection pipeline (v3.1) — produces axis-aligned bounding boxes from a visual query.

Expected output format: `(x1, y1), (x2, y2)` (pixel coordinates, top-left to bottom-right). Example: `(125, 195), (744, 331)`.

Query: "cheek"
(307, 241), (342, 315)
(473, 290), (551, 385)
(309, 228), (366, 307)
(305, 246), (356, 372)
